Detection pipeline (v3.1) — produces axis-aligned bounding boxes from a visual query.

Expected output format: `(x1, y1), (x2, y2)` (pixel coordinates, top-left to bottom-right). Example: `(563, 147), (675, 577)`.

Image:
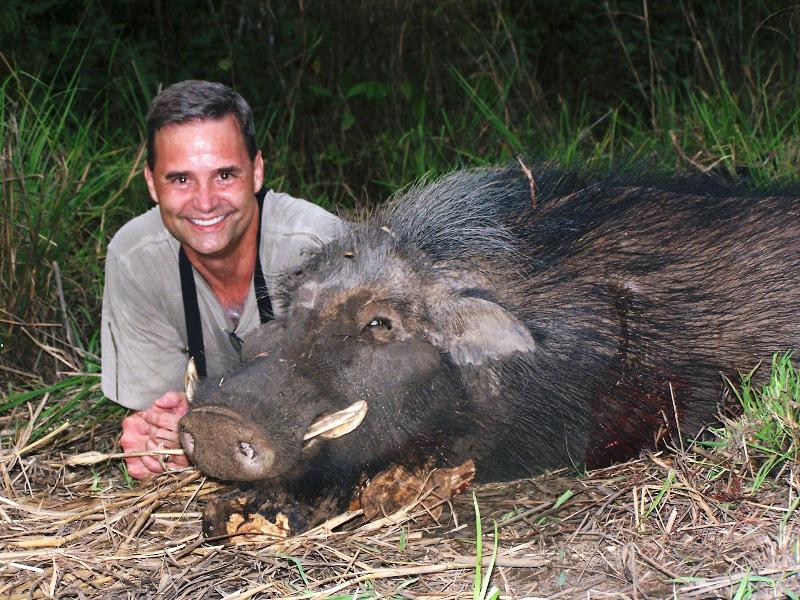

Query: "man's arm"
(102, 230), (194, 478)
(101, 263), (188, 410)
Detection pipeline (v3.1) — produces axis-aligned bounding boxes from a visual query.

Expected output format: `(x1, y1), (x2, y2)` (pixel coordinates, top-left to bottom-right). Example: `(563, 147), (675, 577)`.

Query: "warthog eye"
(367, 317), (392, 330)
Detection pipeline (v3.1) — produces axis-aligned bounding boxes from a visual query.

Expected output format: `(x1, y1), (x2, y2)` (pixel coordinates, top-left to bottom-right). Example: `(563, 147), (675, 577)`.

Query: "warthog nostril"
(238, 441), (255, 460)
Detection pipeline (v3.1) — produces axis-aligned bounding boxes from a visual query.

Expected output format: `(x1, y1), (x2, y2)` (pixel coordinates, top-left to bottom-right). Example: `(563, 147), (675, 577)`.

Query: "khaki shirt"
(101, 190), (341, 410)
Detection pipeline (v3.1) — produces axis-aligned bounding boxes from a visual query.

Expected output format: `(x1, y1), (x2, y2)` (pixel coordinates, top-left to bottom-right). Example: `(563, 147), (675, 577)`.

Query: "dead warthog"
(179, 165), (800, 534)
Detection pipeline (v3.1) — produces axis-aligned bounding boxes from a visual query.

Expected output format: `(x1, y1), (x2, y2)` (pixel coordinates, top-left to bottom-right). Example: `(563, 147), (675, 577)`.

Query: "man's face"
(144, 115), (264, 261)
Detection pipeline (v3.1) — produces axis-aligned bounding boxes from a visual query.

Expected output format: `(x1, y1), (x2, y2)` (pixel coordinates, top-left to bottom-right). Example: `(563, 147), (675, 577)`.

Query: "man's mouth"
(189, 214), (227, 227)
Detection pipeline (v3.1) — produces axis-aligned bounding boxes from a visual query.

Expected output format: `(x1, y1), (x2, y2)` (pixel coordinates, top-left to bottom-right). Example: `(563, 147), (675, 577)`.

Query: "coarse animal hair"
(381, 168), (527, 271)
(182, 162), (800, 536)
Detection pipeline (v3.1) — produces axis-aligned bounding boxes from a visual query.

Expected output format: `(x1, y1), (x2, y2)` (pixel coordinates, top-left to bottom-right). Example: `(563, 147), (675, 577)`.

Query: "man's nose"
(193, 181), (218, 212)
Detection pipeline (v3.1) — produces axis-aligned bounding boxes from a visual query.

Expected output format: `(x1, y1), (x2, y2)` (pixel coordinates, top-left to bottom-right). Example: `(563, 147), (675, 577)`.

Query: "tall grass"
(3, 55), (800, 382)
(0, 62), (146, 380)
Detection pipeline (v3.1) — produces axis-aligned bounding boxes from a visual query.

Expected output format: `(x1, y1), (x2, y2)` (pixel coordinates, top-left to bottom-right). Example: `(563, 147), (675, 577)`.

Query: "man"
(101, 81), (341, 480)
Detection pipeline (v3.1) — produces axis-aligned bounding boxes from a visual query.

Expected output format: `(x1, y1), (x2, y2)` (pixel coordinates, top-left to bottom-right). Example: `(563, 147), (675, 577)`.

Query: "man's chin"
(182, 240), (236, 261)
(173, 225), (233, 255)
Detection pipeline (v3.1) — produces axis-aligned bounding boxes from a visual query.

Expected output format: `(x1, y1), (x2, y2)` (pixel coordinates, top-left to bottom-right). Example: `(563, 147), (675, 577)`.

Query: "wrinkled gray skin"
(179, 165), (800, 532)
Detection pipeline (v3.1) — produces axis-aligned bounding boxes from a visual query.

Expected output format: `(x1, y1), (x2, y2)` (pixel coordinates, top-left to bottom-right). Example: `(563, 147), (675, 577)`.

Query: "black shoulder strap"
(180, 191), (273, 379)
(179, 245), (207, 378)
(254, 189), (275, 323)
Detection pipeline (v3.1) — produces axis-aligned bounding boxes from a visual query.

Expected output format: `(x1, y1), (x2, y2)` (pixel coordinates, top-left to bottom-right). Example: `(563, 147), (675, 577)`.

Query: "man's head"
(143, 81), (264, 262)
(146, 80), (257, 170)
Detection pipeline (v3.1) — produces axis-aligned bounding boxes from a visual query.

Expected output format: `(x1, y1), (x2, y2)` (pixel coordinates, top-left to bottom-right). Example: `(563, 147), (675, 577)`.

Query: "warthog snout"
(179, 406), (276, 481)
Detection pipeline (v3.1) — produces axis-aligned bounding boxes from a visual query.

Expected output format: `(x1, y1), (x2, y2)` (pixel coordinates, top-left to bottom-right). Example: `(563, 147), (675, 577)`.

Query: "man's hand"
(119, 391), (190, 480)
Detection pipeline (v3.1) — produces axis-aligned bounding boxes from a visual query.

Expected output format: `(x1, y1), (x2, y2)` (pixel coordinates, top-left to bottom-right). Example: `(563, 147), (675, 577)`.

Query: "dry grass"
(1, 382), (799, 598)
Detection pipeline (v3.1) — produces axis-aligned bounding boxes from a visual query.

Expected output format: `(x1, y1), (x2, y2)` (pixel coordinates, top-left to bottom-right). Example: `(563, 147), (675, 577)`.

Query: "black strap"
(179, 245), (207, 378)
(254, 189), (275, 322)
(180, 190), (273, 379)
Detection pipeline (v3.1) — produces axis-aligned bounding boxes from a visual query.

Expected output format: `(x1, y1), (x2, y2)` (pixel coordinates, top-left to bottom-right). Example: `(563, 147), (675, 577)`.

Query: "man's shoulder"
(107, 206), (176, 263)
(262, 190), (342, 237)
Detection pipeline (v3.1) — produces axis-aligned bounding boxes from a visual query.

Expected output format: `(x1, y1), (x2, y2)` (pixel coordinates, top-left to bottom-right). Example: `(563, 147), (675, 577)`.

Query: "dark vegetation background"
(2, 0), (800, 393)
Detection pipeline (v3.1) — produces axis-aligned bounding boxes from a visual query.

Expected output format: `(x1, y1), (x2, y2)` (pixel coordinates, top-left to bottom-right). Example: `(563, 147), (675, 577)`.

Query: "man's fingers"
(140, 454), (165, 475)
(166, 454), (190, 469)
(148, 426), (181, 446)
(124, 448), (188, 480)
(121, 413), (150, 436)
(143, 409), (181, 431)
(143, 438), (170, 472)
(120, 430), (148, 454)
(125, 456), (158, 480)
(153, 391), (189, 414)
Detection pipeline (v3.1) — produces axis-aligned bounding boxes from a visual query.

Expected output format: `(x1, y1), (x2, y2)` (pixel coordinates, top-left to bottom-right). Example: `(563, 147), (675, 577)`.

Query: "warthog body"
(179, 165), (800, 532)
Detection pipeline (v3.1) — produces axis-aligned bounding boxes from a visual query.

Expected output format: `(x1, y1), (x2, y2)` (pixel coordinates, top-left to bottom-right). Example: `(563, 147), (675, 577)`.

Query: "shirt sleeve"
(101, 250), (187, 410)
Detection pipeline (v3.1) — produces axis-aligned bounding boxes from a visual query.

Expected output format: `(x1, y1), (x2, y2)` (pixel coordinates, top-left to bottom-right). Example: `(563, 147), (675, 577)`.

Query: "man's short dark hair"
(146, 80), (257, 169)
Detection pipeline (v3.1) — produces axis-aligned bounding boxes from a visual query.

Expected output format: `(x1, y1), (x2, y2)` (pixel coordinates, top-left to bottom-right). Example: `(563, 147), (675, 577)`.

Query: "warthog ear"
(429, 297), (535, 367)
(184, 357), (199, 404)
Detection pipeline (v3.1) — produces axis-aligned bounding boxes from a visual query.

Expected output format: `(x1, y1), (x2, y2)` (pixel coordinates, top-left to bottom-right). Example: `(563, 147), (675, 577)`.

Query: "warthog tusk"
(185, 357), (199, 403)
(303, 400), (368, 441)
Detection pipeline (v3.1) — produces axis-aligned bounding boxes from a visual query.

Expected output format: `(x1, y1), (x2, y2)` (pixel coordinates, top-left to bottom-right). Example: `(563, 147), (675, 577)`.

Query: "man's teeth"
(190, 214), (226, 226)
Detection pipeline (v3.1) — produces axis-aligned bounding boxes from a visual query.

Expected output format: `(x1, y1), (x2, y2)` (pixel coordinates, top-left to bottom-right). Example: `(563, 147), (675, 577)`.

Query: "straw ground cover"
(0, 354), (798, 598)
(4, 4), (800, 596)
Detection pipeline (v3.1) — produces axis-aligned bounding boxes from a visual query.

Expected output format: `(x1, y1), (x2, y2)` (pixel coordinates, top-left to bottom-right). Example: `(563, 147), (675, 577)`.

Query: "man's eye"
(220, 170), (234, 180)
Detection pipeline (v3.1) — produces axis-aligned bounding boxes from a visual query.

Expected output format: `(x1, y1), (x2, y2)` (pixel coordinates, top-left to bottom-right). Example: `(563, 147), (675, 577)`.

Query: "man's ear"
(253, 150), (264, 192)
(143, 164), (159, 204)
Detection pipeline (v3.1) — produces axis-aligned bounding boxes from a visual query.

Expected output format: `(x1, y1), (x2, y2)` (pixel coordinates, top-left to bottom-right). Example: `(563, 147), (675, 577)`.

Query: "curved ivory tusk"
(303, 400), (368, 441)
(184, 357), (199, 404)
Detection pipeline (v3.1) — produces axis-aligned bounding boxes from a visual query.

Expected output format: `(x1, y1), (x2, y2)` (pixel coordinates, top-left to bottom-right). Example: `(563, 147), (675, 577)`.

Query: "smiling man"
(101, 81), (341, 479)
